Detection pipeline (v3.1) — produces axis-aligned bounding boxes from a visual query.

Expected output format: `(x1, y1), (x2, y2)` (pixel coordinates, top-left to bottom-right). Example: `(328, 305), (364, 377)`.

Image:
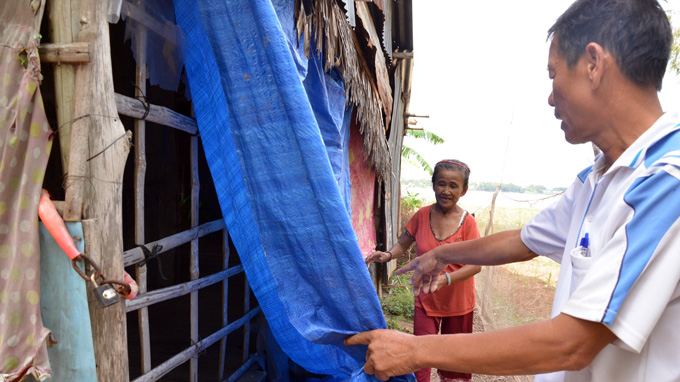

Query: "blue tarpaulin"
(174, 0), (413, 380)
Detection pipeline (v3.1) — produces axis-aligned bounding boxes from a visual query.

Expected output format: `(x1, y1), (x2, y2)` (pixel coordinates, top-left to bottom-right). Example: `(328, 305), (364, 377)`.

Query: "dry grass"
(504, 256), (560, 289)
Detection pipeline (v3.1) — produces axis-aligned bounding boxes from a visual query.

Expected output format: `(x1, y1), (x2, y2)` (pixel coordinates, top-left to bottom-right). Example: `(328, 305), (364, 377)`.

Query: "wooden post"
(189, 135), (200, 382)
(47, 0), (81, 174)
(242, 279), (251, 363)
(382, 61), (408, 289)
(133, 23), (152, 375)
(69, 0), (132, 381)
(485, 184), (501, 237)
(218, 229), (230, 381)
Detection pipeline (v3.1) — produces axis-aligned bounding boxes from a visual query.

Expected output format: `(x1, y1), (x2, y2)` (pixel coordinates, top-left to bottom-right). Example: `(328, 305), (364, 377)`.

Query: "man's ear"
(585, 42), (607, 89)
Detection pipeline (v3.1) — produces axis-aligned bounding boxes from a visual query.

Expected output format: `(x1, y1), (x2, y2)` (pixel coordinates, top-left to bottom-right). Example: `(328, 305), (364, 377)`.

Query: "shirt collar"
(605, 111), (680, 172)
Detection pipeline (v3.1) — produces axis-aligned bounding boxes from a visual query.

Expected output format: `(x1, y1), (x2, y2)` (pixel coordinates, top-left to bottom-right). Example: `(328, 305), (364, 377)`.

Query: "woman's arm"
(365, 232), (415, 265)
(427, 264), (482, 293)
(448, 264), (481, 283)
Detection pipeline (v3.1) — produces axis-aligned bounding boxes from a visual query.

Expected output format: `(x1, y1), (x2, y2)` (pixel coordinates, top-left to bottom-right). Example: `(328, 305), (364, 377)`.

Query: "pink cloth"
(0, 1), (54, 380)
(349, 118), (377, 257)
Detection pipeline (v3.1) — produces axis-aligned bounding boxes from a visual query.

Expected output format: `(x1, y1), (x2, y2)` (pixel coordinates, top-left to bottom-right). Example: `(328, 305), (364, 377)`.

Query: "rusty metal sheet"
(340, 0), (355, 27)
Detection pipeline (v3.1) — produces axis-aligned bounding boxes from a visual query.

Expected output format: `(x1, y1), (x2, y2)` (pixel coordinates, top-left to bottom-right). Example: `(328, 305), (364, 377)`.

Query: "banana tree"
(670, 14), (680, 74)
(671, 22), (679, 74)
(401, 128), (444, 175)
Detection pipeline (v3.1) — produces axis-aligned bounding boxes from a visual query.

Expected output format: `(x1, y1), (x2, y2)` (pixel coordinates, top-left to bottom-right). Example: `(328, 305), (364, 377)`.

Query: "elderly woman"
(366, 159), (481, 382)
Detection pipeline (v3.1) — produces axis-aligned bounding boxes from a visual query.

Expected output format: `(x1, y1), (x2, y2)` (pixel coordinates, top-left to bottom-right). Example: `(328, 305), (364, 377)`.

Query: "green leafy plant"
(401, 191), (425, 212)
(380, 274), (415, 321)
(385, 315), (402, 331)
(401, 128), (444, 175)
(670, 15), (680, 74)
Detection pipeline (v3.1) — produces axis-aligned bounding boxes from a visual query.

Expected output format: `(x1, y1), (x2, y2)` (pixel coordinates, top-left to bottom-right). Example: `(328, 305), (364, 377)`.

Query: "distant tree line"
(401, 179), (567, 195)
(470, 182), (567, 194)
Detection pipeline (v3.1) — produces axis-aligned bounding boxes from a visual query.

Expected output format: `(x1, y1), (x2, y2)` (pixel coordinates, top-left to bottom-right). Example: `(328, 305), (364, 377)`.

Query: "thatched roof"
(295, 0), (392, 181)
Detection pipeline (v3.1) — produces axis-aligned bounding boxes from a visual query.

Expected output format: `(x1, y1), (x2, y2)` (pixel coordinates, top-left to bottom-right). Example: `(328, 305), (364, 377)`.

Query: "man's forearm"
(414, 314), (615, 376)
(431, 229), (537, 266)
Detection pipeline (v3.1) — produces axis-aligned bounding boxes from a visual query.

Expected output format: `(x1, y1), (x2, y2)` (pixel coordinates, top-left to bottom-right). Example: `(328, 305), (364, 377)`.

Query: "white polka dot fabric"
(0, 0), (54, 380)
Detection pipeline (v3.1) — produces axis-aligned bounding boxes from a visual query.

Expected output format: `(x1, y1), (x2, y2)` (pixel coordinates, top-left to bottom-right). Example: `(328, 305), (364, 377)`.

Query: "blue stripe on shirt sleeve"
(644, 128), (680, 168)
(604, 168), (680, 324)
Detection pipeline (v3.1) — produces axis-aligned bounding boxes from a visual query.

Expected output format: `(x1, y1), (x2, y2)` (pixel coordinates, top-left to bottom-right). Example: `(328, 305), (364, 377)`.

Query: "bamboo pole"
(70, 0), (132, 380)
(133, 23), (152, 375)
(189, 135), (200, 382)
(47, 0), (80, 174)
(218, 229), (230, 381)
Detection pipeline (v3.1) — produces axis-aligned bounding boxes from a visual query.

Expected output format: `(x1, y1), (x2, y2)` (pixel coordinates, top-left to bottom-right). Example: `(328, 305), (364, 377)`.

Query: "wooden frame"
(44, 1), (259, 381)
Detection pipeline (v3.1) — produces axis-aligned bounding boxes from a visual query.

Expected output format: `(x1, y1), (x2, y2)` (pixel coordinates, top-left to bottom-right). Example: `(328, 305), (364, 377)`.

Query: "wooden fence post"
(47, 0), (80, 173)
(67, 0), (132, 381)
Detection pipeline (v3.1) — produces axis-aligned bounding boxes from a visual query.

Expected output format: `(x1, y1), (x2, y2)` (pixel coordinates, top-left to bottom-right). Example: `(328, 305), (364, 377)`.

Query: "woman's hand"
(365, 251), (392, 267)
(420, 274), (448, 293)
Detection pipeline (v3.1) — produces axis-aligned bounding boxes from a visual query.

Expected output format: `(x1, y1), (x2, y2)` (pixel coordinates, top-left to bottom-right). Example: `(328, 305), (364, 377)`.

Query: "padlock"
(92, 284), (120, 307)
(90, 274), (120, 307)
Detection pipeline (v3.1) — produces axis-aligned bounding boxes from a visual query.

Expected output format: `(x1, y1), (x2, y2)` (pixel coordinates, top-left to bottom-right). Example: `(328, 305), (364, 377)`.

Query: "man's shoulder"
(643, 126), (680, 168)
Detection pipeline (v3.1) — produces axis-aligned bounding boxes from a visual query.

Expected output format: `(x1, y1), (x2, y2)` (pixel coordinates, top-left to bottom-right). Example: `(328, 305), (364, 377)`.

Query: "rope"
(86, 131), (131, 161)
(132, 82), (151, 120)
(55, 113), (120, 133)
(499, 191), (565, 208)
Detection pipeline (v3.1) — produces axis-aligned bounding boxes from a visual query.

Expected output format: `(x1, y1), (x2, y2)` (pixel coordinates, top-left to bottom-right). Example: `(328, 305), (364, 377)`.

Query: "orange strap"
(38, 189), (138, 300)
(38, 189), (81, 260)
(121, 271), (138, 299)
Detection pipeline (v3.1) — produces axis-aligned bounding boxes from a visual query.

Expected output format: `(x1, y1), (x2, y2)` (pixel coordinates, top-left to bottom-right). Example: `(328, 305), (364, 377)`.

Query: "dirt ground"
(470, 310), (533, 382)
(412, 310), (533, 382)
(387, 261), (557, 382)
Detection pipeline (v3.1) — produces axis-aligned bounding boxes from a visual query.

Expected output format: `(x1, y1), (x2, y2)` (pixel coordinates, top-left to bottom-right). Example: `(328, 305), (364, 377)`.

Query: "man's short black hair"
(548, 0), (673, 91)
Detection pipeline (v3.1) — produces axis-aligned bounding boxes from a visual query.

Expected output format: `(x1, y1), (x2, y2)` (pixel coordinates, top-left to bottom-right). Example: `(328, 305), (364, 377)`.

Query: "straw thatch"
(295, 0), (392, 181)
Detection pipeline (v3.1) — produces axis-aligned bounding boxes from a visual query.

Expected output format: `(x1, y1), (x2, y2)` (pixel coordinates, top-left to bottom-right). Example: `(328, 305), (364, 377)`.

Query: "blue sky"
(402, 0), (680, 189)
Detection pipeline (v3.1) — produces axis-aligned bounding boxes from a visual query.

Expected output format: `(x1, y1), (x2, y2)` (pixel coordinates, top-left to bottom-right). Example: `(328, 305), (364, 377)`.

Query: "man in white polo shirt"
(344, 0), (679, 381)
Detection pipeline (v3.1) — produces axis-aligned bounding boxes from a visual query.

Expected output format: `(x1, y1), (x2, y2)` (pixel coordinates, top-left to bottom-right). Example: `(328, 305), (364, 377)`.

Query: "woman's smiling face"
(432, 168), (467, 210)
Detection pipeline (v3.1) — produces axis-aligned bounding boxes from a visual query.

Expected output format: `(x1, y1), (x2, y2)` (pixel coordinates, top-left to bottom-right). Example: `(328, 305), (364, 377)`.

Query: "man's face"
(547, 38), (594, 145)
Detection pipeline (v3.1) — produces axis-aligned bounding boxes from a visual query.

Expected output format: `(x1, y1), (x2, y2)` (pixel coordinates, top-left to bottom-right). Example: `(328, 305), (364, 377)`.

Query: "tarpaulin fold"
(175, 0), (413, 380)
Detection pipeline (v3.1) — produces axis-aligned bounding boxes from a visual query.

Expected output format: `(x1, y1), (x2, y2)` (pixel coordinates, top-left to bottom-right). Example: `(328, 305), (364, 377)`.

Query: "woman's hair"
(431, 160), (471, 188)
(548, 0), (672, 91)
